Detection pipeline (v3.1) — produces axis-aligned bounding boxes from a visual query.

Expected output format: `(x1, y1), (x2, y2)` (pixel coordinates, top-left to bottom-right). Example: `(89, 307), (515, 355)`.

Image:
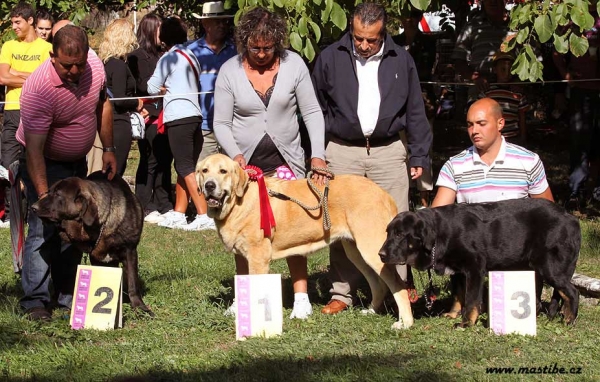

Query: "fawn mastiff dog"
(31, 171), (154, 316)
(196, 154), (414, 329)
(379, 198), (580, 328)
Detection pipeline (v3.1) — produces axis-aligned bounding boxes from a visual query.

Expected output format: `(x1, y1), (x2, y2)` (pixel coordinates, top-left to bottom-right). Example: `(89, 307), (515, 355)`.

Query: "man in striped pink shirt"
(431, 97), (553, 321)
(15, 25), (116, 321)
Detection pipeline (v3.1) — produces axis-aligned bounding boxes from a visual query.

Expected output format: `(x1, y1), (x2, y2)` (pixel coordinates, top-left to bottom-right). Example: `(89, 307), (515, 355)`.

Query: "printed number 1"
(510, 291), (531, 319)
(258, 294), (272, 321)
(92, 287), (114, 314)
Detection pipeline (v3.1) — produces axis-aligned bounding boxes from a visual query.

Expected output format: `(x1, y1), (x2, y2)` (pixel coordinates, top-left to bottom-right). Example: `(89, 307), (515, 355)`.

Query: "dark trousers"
(1, 110), (21, 169)
(135, 124), (173, 213)
(568, 88), (600, 196)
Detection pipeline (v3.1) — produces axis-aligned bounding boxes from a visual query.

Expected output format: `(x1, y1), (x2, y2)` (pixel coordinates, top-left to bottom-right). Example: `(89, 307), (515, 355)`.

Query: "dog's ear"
(76, 192), (98, 227)
(235, 164), (249, 198)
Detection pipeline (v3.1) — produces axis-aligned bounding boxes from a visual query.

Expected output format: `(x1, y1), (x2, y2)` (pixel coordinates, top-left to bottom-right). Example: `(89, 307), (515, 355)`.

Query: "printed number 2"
(510, 291), (531, 319)
(92, 287), (114, 314)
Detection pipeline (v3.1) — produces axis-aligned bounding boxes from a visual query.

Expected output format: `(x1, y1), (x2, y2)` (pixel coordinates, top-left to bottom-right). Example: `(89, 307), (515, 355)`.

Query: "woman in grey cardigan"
(213, 7), (329, 320)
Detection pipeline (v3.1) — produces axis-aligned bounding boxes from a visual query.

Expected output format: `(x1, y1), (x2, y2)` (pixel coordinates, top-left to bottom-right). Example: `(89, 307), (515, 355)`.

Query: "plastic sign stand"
(235, 274), (283, 340)
(70, 265), (123, 330)
(489, 271), (536, 336)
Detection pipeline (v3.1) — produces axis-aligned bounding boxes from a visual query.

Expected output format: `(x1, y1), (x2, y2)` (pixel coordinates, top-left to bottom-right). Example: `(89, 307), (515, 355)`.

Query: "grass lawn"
(0, 123), (599, 381)
(0, 218), (599, 381)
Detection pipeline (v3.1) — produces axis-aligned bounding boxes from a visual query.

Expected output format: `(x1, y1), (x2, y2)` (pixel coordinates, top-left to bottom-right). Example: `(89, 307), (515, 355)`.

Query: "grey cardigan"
(213, 51), (325, 179)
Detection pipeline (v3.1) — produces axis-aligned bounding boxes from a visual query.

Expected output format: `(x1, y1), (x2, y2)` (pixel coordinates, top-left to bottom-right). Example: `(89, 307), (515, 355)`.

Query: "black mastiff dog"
(31, 171), (153, 316)
(379, 198), (580, 328)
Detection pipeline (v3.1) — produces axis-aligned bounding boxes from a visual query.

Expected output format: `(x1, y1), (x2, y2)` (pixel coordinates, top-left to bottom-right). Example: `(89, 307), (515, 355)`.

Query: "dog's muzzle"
(203, 179), (226, 208)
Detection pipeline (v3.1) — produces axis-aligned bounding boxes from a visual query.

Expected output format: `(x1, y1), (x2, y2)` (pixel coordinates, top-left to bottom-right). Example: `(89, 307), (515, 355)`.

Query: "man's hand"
(410, 167), (423, 180)
(310, 157), (331, 186)
(233, 154), (246, 168)
(102, 152), (117, 180)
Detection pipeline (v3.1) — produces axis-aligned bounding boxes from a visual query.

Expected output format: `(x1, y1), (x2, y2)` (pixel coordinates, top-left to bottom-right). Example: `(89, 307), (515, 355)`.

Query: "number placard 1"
(489, 271), (536, 336)
(70, 265), (123, 330)
(235, 274), (283, 340)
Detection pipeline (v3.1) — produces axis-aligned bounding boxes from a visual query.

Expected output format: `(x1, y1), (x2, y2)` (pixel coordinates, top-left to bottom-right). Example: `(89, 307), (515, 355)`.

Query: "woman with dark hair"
(148, 17), (212, 230)
(213, 7), (328, 319)
(35, 9), (53, 41)
(128, 13), (175, 224)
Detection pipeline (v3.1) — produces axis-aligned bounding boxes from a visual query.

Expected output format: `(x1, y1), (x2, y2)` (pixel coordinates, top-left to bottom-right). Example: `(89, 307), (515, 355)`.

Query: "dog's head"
(195, 154), (248, 220)
(31, 177), (98, 227)
(379, 211), (435, 270)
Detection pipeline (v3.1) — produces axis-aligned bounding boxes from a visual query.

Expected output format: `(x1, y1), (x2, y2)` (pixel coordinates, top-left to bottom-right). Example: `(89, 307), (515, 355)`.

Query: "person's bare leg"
(183, 172), (207, 215)
(287, 255), (312, 319)
(173, 176), (189, 213)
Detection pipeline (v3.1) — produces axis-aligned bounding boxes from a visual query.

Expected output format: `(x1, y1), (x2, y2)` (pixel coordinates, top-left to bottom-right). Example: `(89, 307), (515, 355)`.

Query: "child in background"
(483, 51), (530, 144)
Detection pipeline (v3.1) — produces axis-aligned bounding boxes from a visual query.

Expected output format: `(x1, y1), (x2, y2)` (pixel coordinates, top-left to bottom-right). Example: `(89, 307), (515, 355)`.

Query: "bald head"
(52, 19), (74, 37)
(468, 98), (503, 120)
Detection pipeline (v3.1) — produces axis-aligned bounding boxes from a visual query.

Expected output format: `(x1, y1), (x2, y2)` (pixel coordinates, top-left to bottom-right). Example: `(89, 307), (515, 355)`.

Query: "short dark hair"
(10, 2), (35, 21)
(350, 2), (387, 36)
(35, 8), (54, 25)
(159, 17), (188, 48)
(235, 7), (288, 59)
(52, 25), (89, 57)
(137, 13), (162, 56)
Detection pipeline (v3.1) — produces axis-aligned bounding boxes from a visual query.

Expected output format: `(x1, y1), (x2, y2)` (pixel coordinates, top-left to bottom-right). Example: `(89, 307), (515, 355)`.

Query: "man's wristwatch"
(102, 146), (116, 153)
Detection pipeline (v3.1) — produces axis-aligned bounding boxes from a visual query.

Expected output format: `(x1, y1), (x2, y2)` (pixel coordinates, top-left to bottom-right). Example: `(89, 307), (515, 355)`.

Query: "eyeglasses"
(248, 46), (275, 54)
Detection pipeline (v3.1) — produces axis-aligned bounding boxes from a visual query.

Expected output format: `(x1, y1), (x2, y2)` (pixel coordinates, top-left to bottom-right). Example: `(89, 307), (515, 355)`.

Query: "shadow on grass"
(106, 354), (457, 382)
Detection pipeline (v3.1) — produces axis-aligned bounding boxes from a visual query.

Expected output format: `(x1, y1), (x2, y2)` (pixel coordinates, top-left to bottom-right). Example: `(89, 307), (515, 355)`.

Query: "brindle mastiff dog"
(379, 198), (580, 328)
(196, 154), (414, 329)
(31, 171), (153, 316)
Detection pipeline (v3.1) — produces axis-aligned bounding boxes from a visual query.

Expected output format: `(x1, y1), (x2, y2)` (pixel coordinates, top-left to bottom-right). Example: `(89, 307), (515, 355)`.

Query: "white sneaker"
(179, 214), (216, 231)
(144, 211), (162, 224)
(224, 299), (236, 317)
(289, 293), (312, 319)
(0, 220), (9, 229)
(157, 210), (187, 228)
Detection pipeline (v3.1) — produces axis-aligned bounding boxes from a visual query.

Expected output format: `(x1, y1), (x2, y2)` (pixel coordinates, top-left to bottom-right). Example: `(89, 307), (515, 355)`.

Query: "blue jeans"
(19, 156), (87, 311)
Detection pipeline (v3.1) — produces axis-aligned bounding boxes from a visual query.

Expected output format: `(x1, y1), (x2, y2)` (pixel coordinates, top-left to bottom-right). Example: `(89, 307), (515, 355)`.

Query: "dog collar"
(430, 242), (436, 267)
(93, 224), (105, 251)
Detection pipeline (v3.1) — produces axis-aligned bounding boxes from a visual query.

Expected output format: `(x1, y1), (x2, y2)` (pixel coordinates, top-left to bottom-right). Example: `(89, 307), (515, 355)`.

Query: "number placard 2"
(489, 271), (536, 336)
(70, 265), (123, 330)
(235, 274), (283, 340)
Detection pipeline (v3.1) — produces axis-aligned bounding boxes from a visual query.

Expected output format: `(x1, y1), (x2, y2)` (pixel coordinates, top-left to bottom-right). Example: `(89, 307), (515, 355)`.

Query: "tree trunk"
(571, 273), (600, 298)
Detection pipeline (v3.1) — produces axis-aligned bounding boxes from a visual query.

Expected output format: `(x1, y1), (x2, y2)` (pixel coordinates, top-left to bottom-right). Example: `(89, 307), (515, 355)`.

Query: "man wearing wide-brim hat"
(185, 2), (237, 230)
(191, 1), (235, 20)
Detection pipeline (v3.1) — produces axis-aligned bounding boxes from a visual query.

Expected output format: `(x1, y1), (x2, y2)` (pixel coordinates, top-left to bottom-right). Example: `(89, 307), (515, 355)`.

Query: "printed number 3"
(510, 291), (531, 319)
(92, 287), (114, 314)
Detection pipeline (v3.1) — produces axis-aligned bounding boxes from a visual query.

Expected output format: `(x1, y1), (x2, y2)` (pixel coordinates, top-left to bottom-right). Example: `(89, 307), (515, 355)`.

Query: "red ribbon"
(245, 166), (275, 237)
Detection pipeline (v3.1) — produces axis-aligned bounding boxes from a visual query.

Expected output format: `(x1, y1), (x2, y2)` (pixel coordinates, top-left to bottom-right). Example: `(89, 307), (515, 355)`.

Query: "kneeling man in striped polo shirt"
(431, 97), (554, 318)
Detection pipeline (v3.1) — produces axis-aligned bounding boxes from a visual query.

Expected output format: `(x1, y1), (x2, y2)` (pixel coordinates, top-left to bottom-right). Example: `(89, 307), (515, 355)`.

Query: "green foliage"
(234, 0), (355, 62)
(508, 0), (598, 82)
(0, 0), (130, 43)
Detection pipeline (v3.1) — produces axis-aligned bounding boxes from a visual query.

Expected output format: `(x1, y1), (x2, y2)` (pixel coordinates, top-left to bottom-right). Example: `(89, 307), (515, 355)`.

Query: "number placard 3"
(489, 271), (536, 336)
(70, 265), (123, 330)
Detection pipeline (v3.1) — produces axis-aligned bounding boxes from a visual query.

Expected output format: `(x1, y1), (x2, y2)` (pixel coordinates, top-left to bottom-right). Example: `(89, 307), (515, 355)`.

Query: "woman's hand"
(310, 157), (331, 186)
(140, 108), (149, 118)
(233, 154), (246, 169)
(137, 98), (144, 111)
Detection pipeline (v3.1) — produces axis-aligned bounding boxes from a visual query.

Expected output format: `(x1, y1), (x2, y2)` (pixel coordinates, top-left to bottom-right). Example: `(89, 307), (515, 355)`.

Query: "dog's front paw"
(391, 319), (412, 330)
(443, 309), (461, 319)
(453, 321), (473, 330)
(289, 299), (313, 320)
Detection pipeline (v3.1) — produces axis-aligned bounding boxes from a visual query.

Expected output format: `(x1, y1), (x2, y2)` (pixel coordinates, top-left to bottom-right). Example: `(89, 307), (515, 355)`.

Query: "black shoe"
(24, 306), (52, 322)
